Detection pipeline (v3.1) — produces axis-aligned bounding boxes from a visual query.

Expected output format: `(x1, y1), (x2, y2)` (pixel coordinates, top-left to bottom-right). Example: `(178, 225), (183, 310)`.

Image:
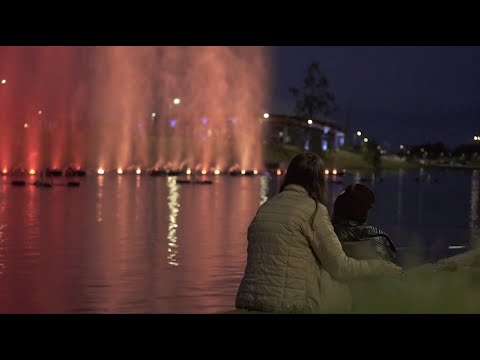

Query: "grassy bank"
(351, 250), (480, 313)
(264, 145), (420, 171)
(225, 249), (480, 314)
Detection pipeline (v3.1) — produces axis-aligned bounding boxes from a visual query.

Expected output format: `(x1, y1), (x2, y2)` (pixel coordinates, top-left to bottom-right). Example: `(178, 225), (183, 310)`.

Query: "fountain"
(0, 46), (270, 175)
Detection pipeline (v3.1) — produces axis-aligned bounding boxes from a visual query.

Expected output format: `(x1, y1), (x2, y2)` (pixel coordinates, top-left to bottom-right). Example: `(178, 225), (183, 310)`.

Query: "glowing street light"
(332, 169), (337, 175)
(214, 169), (220, 175)
(186, 169), (192, 175)
(241, 169), (246, 175)
(263, 113), (269, 119)
(1, 79), (6, 85)
(136, 168), (142, 175)
(201, 170), (207, 175)
(253, 169), (258, 175)
(364, 138), (368, 143)
(173, 98), (181, 105)
(151, 112), (156, 118)
(29, 169), (36, 175)
(117, 168), (123, 175)
(97, 168), (105, 175)
(400, 144), (404, 149)
(276, 169), (282, 176)
(324, 169), (330, 175)
(24, 123), (29, 128)
(307, 119), (313, 125)
(38, 110), (42, 115)
(356, 131), (362, 136)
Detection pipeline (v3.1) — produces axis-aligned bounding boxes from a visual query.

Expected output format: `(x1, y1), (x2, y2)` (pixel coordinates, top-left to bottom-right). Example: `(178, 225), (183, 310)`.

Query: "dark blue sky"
(271, 46), (480, 149)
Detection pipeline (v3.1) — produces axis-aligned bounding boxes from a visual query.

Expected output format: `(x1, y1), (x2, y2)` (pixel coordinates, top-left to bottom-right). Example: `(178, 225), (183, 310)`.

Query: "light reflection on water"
(166, 176), (179, 266)
(0, 168), (478, 313)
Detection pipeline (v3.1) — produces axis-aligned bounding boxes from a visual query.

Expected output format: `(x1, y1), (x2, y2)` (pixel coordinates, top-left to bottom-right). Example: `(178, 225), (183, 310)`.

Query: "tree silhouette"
(289, 62), (338, 119)
(363, 139), (381, 170)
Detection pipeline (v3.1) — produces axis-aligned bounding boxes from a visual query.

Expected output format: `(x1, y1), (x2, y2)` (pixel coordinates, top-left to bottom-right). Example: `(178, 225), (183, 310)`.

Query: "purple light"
(201, 117), (208, 125)
(322, 140), (328, 151)
(169, 120), (177, 128)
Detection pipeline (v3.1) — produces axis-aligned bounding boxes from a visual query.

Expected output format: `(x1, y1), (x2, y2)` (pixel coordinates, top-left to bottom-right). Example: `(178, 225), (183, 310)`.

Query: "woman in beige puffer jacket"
(235, 152), (403, 313)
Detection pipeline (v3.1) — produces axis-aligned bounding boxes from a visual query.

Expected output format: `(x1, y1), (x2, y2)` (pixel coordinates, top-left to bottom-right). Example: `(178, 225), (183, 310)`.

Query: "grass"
(263, 145), (420, 170)
(347, 249), (480, 313)
(324, 150), (419, 170)
(264, 144), (303, 165)
(350, 268), (480, 313)
(225, 250), (480, 314)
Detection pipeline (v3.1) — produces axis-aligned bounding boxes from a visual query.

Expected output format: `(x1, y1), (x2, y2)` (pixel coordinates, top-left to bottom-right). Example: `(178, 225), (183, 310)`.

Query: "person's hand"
(383, 261), (404, 279)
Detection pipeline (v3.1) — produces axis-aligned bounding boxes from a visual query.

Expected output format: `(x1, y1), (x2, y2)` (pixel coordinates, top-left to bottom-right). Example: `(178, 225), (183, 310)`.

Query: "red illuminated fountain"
(0, 46), (271, 176)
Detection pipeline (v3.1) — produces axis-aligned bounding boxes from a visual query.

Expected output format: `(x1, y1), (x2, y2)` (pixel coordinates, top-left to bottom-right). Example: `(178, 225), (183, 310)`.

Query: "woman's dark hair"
(279, 152), (327, 230)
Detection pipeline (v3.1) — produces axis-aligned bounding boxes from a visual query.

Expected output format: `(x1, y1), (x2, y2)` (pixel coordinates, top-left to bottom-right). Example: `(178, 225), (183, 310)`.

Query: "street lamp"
(263, 113), (269, 119)
(173, 98), (180, 105)
(1, 79), (6, 85)
(356, 131), (362, 136)
(307, 119), (313, 125)
(400, 144), (404, 150)
(364, 138), (368, 143)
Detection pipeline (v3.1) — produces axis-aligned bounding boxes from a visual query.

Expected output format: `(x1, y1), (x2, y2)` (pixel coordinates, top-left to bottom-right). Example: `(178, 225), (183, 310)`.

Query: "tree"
(363, 139), (381, 170)
(289, 62), (338, 119)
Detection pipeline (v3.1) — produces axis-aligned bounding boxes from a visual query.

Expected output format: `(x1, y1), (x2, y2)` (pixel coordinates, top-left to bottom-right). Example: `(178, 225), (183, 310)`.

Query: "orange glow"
(29, 169), (36, 175)
(253, 169), (258, 175)
(117, 168), (123, 175)
(136, 168), (141, 175)
(332, 169), (337, 175)
(214, 169), (220, 175)
(24, 123), (29, 128)
(324, 169), (330, 175)
(97, 168), (105, 175)
(173, 98), (180, 105)
(1, 79), (6, 84)
(201, 170), (207, 175)
(241, 169), (246, 175)
(276, 169), (282, 176)
(2, 168), (7, 174)
(186, 169), (192, 175)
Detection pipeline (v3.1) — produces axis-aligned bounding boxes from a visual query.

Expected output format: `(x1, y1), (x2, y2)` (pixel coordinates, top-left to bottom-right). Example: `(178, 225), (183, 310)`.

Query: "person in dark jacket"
(332, 184), (397, 264)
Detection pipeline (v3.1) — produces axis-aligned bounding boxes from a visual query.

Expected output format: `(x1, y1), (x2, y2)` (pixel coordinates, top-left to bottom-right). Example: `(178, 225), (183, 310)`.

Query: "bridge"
(261, 114), (346, 153)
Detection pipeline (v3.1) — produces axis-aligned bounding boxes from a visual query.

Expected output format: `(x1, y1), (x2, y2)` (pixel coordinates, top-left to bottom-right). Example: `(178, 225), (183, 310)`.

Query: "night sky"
(271, 46), (480, 150)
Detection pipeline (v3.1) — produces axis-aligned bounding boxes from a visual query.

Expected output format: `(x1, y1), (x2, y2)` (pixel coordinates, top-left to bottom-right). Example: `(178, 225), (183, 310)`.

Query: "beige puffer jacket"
(235, 184), (397, 313)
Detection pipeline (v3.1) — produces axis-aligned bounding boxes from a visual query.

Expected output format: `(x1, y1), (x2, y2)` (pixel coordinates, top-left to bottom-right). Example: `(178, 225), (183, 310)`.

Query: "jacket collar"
(335, 219), (366, 227)
(283, 184), (308, 195)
